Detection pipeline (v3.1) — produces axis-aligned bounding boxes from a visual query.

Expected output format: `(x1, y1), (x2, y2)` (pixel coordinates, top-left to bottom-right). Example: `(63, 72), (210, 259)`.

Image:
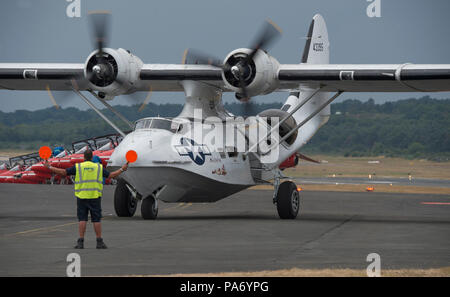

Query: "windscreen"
(134, 118), (179, 133)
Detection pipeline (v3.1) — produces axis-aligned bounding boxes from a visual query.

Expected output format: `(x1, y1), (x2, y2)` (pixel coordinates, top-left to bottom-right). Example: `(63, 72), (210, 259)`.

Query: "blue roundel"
(175, 137), (211, 166)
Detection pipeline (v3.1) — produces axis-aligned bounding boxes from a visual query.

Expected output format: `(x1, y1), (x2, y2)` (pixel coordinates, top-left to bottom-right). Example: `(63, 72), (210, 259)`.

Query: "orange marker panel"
(126, 150), (138, 163)
(39, 146), (52, 160)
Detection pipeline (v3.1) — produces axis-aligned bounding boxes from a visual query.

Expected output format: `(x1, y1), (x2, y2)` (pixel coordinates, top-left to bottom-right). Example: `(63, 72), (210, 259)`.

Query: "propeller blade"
(138, 87), (153, 112)
(247, 18), (282, 61)
(116, 87), (153, 112)
(46, 85), (60, 109)
(46, 84), (80, 109)
(88, 10), (111, 54)
(182, 48), (224, 68)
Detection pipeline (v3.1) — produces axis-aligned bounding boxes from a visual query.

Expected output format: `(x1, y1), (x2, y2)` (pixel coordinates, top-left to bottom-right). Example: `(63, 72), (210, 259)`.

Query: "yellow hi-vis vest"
(74, 161), (103, 199)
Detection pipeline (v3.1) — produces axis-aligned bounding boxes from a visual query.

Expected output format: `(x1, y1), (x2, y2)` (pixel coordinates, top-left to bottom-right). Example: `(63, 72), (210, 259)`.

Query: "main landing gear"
(274, 181), (300, 219)
(272, 170), (301, 219)
(114, 178), (138, 217)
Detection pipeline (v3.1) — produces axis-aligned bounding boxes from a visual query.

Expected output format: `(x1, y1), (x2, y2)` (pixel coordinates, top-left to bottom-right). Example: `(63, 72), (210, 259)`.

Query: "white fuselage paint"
(108, 121), (256, 202)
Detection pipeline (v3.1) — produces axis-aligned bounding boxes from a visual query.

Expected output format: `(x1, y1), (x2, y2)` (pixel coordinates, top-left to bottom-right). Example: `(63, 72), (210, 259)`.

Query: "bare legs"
(78, 221), (101, 238)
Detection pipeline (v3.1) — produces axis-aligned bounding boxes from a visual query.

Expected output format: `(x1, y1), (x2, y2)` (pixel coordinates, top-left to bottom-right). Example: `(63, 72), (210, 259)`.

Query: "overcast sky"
(1, 0), (449, 112)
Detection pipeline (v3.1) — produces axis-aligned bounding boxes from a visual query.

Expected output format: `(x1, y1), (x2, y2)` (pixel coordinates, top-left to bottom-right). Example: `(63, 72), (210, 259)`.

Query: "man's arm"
(44, 160), (68, 176)
(108, 163), (129, 179)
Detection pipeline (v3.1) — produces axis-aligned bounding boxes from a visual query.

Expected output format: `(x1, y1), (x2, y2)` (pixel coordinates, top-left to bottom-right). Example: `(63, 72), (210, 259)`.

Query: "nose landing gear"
(141, 195), (158, 220)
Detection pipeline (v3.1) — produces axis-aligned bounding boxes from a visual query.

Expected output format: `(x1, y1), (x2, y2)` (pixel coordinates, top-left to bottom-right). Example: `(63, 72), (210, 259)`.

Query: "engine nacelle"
(84, 48), (143, 100)
(257, 109), (298, 146)
(222, 48), (280, 99)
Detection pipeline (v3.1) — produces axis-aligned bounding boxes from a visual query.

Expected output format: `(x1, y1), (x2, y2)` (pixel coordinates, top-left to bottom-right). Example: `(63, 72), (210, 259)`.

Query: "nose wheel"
(274, 181), (300, 219)
(141, 195), (158, 220)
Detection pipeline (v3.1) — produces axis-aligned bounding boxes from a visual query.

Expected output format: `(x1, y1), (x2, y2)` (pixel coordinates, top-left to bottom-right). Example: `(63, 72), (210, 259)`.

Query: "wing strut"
(87, 90), (134, 129)
(71, 86), (127, 137)
(265, 91), (343, 156)
(244, 87), (324, 156)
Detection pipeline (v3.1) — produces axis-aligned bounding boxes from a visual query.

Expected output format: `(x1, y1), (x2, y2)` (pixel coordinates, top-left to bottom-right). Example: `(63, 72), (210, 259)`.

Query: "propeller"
(86, 11), (117, 87)
(183, 19), (282, 116)
(44, 11), (112, 109)
(88, 11), (152, 112)
(228, 19), (282, 101)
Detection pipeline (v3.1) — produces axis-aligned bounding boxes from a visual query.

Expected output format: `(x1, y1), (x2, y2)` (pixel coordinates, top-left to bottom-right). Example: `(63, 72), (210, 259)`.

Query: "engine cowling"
(84, 48), (143, 100)
(222, 48), (280, 99)
(257, 109), (298, 146)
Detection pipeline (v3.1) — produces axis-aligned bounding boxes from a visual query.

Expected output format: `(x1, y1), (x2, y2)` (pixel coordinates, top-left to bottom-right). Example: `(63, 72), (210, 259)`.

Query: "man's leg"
(91, 198), (107, 249)
(79, 221), (87, 238)
(93, 222), (101, 238)
(75, 199), (88, 249)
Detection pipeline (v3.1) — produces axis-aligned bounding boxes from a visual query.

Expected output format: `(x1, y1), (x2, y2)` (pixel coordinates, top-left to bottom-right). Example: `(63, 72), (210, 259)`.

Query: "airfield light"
(366, 186), (374, 192)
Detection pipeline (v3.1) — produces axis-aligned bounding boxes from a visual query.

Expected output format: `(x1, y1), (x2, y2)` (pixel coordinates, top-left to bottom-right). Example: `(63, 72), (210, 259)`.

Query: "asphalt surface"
(0, 183), (449, 276)
(293, 176), (450, 188)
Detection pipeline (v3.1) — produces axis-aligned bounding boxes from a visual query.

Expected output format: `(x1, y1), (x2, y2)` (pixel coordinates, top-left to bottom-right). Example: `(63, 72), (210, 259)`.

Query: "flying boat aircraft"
(1, 13), (449, 219)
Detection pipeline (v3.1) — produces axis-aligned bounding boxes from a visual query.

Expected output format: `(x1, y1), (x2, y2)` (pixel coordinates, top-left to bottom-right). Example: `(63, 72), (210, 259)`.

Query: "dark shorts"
(77, 197), (102, 222)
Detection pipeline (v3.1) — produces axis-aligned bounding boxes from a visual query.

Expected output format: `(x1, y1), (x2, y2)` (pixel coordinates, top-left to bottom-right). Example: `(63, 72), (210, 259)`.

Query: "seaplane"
(1, 12), (449, 219)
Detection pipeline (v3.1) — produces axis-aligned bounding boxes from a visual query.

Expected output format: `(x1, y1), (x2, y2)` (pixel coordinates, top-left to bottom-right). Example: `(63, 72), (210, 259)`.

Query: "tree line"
(0, 97), (448, 160)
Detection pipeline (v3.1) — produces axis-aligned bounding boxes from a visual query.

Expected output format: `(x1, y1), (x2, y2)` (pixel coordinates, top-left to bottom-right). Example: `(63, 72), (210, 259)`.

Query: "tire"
(276, 181), (300, 219)
(114, 178), (137, 217)
(141, 195), (158, 220)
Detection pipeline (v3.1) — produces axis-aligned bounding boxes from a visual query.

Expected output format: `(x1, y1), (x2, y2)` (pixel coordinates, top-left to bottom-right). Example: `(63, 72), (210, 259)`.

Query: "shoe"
(96, 237), (107, 249)
(74, 238), (84, 249)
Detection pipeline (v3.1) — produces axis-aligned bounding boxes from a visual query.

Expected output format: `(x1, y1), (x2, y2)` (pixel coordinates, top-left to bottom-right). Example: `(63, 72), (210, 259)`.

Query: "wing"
(135, 64), (224, 91)
(0, 63), (225, 92)
(2, 62), (450, 94)
(0, 63), (88, 90)
(277, 64), (450, 92)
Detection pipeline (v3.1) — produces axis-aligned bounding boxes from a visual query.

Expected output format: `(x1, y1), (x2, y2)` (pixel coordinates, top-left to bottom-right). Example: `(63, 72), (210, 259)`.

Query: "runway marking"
(180, 203), (192, 209)
(421, 202), (450, 205)
(161, 203), (186, 212)
(3, 222), (78, 237)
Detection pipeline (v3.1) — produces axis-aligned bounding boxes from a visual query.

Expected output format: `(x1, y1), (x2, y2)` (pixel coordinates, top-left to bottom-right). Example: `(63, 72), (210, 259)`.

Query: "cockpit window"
(135, 120), (145, 130)
(134, 118), (180, 133)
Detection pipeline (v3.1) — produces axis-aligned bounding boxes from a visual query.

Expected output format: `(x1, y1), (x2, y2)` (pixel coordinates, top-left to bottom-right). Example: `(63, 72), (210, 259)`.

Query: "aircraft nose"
(108, 135), (139, 168)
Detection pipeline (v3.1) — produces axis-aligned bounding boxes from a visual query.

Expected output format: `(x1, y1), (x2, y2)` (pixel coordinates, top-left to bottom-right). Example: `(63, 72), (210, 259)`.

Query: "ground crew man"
(45, 149), (128, 249)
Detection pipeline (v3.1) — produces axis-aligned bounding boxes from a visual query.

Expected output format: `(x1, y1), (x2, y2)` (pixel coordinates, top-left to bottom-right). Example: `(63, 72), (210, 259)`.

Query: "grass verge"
(137, 267), (450, 277)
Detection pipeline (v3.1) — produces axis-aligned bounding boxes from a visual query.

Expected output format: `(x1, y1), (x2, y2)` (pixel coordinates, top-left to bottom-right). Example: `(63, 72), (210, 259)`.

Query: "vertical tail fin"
(301, 14), (329, 65)
(297, 14), (331, 127)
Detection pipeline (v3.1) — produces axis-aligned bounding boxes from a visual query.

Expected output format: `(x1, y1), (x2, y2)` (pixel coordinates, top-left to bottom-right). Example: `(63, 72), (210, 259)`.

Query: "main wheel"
(276, 181), (300, 219)
(141, 195), (158, 220)
(114, 178), (137, 217)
